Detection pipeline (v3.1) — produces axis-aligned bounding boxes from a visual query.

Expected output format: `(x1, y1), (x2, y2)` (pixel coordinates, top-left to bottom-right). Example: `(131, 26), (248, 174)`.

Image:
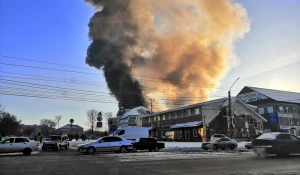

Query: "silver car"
(202, 137), (238, 150)
(0, 137), (41, 155)
(77, 136), (133, 155)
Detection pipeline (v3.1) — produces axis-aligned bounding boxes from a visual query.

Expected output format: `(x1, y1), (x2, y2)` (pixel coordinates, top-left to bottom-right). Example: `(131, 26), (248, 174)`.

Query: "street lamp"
(142, 93), (155, 113)
(228, 77), (240, 138)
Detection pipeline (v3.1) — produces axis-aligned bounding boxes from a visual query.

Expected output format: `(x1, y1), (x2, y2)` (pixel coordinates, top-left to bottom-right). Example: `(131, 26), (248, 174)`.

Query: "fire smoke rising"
(85, 0), (250, 109)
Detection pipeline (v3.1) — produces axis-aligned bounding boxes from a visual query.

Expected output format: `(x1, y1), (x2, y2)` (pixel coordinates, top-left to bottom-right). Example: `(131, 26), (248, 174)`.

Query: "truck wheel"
(119, 146), (127, 153)
(87, 147), (96, 155)
(213, 145), (218, 150)
(23, 148), (32, 155)
(132, 147), (137, 152)
(230, 145), (236, 150)
(154, 147), (159, 152)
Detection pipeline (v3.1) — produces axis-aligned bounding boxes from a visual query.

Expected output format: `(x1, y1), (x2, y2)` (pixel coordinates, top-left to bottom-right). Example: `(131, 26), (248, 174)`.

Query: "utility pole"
(228, 77), (240, 138)
(142, 93), (155, 112)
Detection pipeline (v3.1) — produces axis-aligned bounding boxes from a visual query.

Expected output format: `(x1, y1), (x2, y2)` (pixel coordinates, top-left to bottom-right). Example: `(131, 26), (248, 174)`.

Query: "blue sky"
(0, 0), (300, 129)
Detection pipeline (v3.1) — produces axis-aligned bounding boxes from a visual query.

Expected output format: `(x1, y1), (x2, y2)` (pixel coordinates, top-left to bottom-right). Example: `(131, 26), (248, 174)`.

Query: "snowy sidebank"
(69, 140), (248, 150)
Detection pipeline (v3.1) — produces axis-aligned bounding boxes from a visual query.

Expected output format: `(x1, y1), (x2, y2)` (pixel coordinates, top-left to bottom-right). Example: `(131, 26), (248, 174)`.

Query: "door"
(286, 135), (300, 153)
(108, 137), (123, 151)
(277, 134), (300, 153)
(218, 138), (231, 149)
(94, 137), (110, 152)
(0, 138), (15, 153)
(14, 138), (29, 152)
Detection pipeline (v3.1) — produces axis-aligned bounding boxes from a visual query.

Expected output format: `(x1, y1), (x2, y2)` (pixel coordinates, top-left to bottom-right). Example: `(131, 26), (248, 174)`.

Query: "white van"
(113, 127), (150, 140)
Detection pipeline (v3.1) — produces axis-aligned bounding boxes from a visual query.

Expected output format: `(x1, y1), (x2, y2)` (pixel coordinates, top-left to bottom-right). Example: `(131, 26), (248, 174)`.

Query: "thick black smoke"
(85, 0), (146, 108)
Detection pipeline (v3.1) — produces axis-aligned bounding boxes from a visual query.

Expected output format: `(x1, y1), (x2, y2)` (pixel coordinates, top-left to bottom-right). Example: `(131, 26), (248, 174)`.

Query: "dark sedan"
(252, 132), (300, 157)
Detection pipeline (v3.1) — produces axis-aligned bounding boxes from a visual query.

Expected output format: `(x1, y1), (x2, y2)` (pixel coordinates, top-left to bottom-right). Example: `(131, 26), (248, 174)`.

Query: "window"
(162, 115), (165, 120)
(279, 106), (284, 112)
(180, 111), (183, 117)
(220, 138), (231, 142)
(290, 118), (293, 125)
(258, 108), (264, 114)
(173, 112), (177, 118)
(289, 135), (299, 141)
(168, 114), (172, 119)
(267, 106), (273, 113)
(111, 137), (122, 142)
(158, 116), (161, 121)
(154, 116), (157, 121)
(118, 130), (125, 136)
(148, 117), (151, 122)
(194, 108), (200, 115)
(2, 138), (14, 144)
(14, 138), (26, 143)
(128, 116), (137, 123)
(280, 118), (285, 124)
(193, 129), (197, 137)
(286, 107), (291, 113)
(187, 109), (191, 116)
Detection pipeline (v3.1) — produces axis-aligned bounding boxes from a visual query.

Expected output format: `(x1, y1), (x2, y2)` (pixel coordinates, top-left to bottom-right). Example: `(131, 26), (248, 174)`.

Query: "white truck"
(113, 127), (150, 140)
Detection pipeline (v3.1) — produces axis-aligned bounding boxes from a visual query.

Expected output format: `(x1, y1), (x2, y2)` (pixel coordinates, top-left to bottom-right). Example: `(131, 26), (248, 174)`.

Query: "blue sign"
(268, 113), (279, 125)
(97, 122), (102, 128)
(110, 126), (116, 132)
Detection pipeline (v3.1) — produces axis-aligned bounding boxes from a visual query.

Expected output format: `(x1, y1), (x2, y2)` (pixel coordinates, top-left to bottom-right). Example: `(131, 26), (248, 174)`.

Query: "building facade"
(142, 97), (267, 141)
(237, 86), (300, 135)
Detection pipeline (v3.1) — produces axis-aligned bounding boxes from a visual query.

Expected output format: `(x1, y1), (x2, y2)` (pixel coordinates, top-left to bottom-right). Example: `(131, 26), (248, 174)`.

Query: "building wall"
(202, 101), (224, 124)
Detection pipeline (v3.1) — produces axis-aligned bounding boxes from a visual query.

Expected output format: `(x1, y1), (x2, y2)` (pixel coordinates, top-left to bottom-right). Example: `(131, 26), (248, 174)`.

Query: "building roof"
(120, 106), (151, 119)
(59, 124), (83, 129)
(170, 121), (202, 129)
(245, 86), (300, 104)
(142, 98), (227, 118)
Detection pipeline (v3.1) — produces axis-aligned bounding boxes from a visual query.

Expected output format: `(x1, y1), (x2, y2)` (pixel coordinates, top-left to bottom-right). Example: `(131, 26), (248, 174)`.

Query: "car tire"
(148, 149), (153, 152)
(23, 148), (32, 155)
(119, 146), (127, 153)
(230, 145), (236, 150)
(213, 145), (218, 150)
(154, 147), (159, 152)
(87, 147), (96, 155)
(65, 145), (68, 149)
(132, 147), (137, 152)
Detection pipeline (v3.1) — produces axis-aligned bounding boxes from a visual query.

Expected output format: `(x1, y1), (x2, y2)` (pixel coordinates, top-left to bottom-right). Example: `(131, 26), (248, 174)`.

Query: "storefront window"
(258, 108), (264, 114)
(267, 106), (273, 113)
(195, 108), (200, 115)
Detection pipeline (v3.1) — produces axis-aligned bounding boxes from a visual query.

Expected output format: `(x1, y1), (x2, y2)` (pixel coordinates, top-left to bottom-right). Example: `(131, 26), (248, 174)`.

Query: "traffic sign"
(97, 122), (102, 128)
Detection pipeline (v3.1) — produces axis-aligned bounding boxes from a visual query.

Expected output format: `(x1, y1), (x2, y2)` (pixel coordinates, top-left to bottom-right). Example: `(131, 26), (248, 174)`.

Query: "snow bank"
(69, 140), (248, 150)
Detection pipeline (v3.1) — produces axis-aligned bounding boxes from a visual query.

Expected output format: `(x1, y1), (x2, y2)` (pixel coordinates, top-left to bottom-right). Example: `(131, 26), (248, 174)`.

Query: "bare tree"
(40, 119), (56, 136)
(55, 115), (62, 129)
(86, 109), (98, 138)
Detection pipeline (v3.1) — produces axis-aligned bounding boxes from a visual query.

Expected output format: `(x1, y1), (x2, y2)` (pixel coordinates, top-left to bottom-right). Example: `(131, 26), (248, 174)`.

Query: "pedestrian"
(1, 133), (5, 141)
(36, 132), (42, 143)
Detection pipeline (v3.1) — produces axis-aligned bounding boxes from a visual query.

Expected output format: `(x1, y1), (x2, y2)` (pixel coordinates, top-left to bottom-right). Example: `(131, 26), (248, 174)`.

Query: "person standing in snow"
(1, 133), (6, 141)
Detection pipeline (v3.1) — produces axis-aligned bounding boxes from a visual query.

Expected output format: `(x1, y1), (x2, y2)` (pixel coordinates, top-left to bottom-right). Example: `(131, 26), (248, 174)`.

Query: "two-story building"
(237, 86), (300, 135)
(142, 97), (266, 141)
(56, 124), (84, 135)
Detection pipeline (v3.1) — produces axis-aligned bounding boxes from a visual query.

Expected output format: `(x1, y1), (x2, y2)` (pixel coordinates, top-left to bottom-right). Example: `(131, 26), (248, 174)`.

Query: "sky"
(0, 0), (300, 130)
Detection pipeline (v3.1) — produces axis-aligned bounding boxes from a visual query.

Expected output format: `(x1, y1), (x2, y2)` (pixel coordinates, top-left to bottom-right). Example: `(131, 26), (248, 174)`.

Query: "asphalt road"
(1, 149), (300, 175)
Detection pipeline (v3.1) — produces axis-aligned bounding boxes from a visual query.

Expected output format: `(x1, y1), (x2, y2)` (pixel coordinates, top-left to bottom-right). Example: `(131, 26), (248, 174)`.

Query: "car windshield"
(50, 136), (61, 141)
(257, 133), (278, 140)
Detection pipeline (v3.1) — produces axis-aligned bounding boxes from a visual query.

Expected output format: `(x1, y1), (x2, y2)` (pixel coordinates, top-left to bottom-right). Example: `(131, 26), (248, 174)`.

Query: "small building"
(237, 86), (300, 135)
(56, 124), (84, 135)
(117, 106), (152, 127)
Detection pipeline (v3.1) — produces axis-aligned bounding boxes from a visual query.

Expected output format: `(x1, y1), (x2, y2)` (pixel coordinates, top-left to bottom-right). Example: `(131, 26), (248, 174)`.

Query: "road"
(1, 149), (300, 175)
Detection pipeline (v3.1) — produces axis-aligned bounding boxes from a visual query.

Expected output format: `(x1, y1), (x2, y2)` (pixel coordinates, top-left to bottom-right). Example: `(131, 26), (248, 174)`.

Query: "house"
(237, 86), (300, 135)
(117, 106), (152, 127)
(56, 124), (84, 135)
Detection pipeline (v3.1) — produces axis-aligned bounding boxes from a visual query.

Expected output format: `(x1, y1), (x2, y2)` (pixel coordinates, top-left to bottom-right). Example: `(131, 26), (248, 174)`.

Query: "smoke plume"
(85, 0), (250, 110)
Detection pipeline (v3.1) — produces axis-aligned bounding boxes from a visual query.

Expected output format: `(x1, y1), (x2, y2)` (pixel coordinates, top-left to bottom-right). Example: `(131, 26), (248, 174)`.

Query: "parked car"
(202, 137), (238, 150)
(245, 142), (252, 149)
(132, 137), (165, 152)
(113, 127), (150, 140)
(0, 137), (41, 155)
(210, 134), (227, 141)
(77, 136), (133, 155)
(42, 135), (69, 151)
(252, 132), (300, 157)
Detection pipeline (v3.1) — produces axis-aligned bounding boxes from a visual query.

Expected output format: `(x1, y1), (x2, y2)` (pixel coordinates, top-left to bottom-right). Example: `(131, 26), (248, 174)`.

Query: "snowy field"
(69, 139), (248, 150)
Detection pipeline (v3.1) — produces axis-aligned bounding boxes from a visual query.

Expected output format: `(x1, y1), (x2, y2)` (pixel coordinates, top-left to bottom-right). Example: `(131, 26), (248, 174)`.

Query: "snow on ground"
(69, 140), (249, 150)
